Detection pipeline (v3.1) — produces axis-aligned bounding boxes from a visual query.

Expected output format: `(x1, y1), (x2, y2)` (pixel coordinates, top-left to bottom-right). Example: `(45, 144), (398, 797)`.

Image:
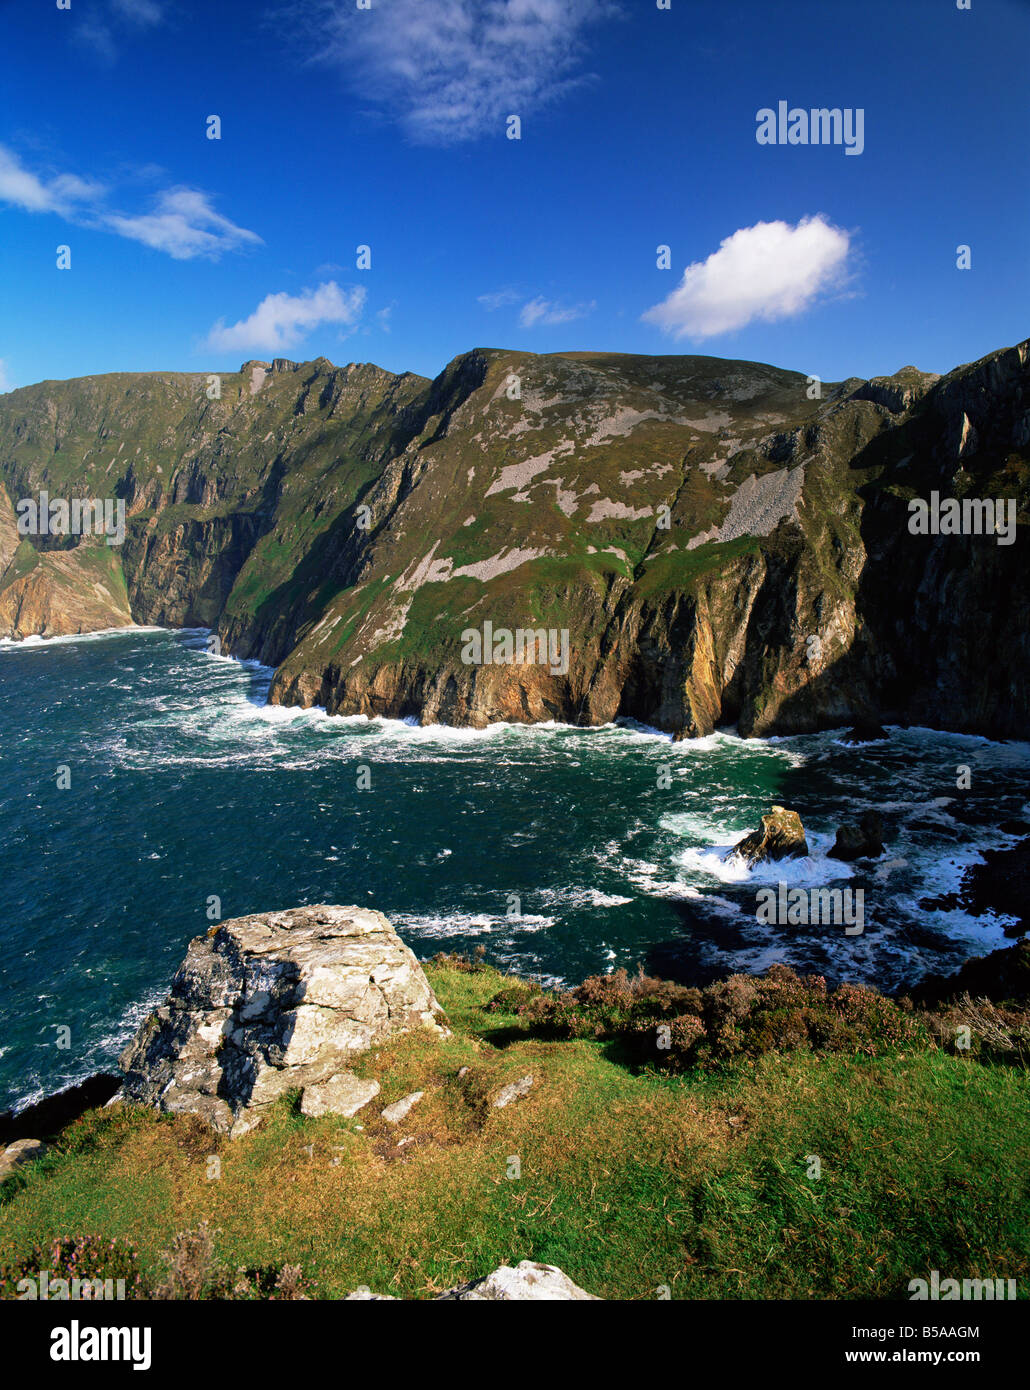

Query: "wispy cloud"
(76, 0), (165, 65)
(107, 189), (262, 261)
(0, 144), (260, 262)
(205, 282), (367, 354)
(0, 360), (14, 395)
(519, 295), (595, 327)
(642, 216), (852, 340)
(480, 288), (595, 326)
(300, 0), (620, 144)
(478, 288), (523, 311)
(0, 146), (104, 216)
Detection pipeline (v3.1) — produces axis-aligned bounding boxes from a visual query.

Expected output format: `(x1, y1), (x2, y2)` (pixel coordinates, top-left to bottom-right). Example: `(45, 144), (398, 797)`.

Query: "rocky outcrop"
(345, 1260), (600, 1301)
(0, 486), (133, 639)
(957, 840), (1030, 938)
(118, 905), (449, 1136)
(841, 721), (889, 745)
(829, 811), (885, 862)
(439, 1260), (600, 1300)
(730, 806), (809, 867)
(300, 1073), (380, 1120)
(0, 1138), (46, 1182)
(909, 939), (1030, 1006)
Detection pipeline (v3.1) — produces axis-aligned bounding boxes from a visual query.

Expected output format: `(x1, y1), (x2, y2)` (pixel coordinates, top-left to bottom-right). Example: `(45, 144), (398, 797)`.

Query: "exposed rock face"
(2, 338), (1028, 739)
(0, 479), (133, 639)
(829, 811), (886, 862)
(345, 1260), (600, 1301)
(118, 905), (448, 1137)
(731, 806), (809, 867)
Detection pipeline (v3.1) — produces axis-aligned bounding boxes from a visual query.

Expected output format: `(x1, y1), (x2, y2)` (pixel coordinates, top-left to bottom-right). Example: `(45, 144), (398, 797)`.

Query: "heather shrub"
(0, 1235), (146, 1299)
(512, 963), (935, 1071)
(431, 946), (487, 974)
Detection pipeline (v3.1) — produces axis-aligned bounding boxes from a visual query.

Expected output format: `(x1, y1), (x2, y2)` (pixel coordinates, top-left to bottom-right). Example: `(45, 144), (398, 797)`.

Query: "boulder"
(345, 1260), (600, 1301)
(439, 1261), (600, 1301)
(118, 905), (448, 1137)
(829, 811), (886, 862)
(731, 806), (809, 867)
(0, 1138), (47, 1181)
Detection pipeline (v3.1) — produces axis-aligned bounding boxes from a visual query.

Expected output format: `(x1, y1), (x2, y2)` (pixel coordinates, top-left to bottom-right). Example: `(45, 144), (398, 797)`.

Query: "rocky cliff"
(1, 339), (1026, 738)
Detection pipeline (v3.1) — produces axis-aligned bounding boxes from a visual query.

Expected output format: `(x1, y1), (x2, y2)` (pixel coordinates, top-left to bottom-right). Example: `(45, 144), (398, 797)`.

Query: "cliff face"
(0, 340), (1026, 738)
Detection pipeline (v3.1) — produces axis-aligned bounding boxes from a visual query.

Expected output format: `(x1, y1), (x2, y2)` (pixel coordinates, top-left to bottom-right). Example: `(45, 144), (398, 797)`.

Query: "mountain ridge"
(1, 338), (1027, 739)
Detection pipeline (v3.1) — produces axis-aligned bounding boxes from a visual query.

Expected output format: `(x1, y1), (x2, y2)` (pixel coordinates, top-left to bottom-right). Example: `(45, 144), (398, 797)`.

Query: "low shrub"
(514, 964), (935, 1070)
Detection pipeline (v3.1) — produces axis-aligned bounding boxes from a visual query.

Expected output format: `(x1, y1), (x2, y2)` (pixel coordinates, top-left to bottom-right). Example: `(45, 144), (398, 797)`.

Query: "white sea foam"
(0, 625), (160, 651)
(392, 911), (555, 939)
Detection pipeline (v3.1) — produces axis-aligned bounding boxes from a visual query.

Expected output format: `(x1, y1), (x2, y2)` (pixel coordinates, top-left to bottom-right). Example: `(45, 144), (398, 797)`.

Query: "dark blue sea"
(2, 626), (1027, 1111)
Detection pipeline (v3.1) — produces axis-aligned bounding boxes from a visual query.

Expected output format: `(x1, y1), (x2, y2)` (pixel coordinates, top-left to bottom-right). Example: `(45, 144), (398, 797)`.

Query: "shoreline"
(6, 622), (1030, 750)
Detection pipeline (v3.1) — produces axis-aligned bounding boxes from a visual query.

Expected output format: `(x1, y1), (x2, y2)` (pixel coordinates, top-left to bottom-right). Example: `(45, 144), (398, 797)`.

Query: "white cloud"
(306, 0), (620, 143)
(106, 188), (262, 261)
(642, 216), (852, 340)
(478, 288), (522, 311)
(0, 144), (260, 262)
(0, 145), (104, 216)
(519, 296), (595, 327)
(205, 282), (367, 354)
(0, 360), (14, 394)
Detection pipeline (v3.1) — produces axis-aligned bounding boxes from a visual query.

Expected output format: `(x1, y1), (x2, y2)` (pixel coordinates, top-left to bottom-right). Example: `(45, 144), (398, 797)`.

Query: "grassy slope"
(2, 960), (1027, 1300)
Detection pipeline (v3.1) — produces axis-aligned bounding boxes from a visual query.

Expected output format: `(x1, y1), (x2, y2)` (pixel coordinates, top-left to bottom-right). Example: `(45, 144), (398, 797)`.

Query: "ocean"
(1, 625), (1027, 1112)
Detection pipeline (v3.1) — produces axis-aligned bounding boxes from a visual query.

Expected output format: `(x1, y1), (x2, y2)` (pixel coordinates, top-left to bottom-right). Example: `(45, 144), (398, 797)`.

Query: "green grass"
(2, 960), (1027, 1300)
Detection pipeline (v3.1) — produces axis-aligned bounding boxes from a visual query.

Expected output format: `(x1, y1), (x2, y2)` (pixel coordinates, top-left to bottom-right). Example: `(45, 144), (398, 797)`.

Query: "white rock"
(301, 1073), (380, 1119)
(443, 1261), (600, 1300)
(345, 1261), (600, 1301)
(0, 1138), (47, 1181)
(492, 1074), (534, 1109)
(380, 1090), (424, 1124)
(118, 905), (448, 1136)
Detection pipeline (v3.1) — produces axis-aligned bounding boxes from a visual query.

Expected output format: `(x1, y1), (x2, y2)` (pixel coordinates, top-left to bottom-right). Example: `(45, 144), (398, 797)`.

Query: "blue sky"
(1, 0), (1027, 391)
